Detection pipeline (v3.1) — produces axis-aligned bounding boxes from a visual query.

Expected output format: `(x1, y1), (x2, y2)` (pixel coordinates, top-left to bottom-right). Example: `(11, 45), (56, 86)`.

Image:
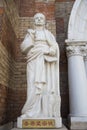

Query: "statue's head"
(34, 13), (46, 26)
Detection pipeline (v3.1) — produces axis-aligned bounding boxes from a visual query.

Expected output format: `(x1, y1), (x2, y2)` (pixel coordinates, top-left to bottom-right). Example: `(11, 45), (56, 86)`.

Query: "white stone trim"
(65, 39), (87, 46)
(68, 0), (81, 39)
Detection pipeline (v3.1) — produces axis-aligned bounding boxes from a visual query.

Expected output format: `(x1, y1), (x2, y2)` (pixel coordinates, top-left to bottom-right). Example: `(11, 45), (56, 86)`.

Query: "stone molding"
(65, 39), (87, 46)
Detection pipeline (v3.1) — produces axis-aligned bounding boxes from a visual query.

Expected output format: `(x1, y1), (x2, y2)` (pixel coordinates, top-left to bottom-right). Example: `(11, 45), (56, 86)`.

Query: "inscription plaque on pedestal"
(22, 119), (55, 128)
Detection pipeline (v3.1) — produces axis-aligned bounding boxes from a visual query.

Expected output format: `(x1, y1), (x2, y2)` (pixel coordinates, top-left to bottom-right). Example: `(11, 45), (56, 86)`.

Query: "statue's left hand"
(49, 48), (56, 56)
(43, 47), (50, 55)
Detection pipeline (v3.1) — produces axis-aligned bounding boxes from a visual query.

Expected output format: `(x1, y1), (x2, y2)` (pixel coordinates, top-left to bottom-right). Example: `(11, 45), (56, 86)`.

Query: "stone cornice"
(65, 39), (87, 46)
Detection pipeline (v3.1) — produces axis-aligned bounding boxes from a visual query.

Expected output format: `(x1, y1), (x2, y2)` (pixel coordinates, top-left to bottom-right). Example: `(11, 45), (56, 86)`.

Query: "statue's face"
(34, 13), (46, 26)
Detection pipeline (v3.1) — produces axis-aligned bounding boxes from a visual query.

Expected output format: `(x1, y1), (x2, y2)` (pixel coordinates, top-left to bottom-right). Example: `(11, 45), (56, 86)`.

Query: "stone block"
(69, 117), (87, 130)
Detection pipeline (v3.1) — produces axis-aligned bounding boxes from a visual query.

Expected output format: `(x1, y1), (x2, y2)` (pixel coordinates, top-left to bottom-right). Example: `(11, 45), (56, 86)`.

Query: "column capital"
(66, 45), (86, 57)
(65, 39), (87, 46)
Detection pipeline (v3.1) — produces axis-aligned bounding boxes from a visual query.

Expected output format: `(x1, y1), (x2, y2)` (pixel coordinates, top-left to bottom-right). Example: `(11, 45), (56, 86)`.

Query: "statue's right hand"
(28, 29), (35, 34)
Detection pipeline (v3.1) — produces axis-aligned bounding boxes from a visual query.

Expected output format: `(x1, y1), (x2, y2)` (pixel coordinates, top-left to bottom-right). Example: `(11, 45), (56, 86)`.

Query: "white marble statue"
(20, 13), (61, 118)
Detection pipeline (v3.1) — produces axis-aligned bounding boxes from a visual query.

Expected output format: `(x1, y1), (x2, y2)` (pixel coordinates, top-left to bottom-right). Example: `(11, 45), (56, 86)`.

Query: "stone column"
(66, 41), (87, 130)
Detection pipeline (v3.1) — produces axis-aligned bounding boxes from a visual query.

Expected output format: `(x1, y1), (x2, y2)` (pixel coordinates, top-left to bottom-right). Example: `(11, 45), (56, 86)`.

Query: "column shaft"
(66, 44), (87, 130)
(68, 55), (87, 116)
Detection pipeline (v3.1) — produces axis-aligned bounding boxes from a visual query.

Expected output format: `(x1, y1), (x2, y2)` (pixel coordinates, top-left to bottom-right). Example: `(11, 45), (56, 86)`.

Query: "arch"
(68, 0), (87, 41)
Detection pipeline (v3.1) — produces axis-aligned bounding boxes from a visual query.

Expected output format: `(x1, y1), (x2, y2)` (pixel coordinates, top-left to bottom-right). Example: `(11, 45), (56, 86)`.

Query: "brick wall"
(0, 8), (8, 125)
(55, 0), (75, 117)
(0, 84), (7, 124)
(0, 1), (18, 124)
(19, 0), (55, 20)
(0, 41), (15, 124)
(3, 0), (19, 37)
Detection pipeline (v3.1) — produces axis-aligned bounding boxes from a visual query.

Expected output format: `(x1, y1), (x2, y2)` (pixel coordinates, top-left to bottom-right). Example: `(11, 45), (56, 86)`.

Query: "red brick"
(56, 18), (64, 33)
(1, 14), (17, 59)
(35, 2), (55, 20)
(19, 0), (35, 17)
(19, 1), (55, 20)
(0, 8), (4, 15)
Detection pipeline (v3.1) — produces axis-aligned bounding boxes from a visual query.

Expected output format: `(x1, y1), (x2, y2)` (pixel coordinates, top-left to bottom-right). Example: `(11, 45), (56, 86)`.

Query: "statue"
(19, 13), (62, 127)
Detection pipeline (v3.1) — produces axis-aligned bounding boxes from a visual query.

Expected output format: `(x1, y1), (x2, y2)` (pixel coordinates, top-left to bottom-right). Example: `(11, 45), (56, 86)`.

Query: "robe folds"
(21, 29), (61, 118)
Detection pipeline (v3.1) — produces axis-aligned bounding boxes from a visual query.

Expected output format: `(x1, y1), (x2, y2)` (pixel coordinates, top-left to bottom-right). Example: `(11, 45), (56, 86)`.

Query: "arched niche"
(68, 0), (87, 41)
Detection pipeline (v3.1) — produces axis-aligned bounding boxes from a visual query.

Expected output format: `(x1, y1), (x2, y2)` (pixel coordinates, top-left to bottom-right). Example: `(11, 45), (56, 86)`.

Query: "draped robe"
(20, 29), (61, 118)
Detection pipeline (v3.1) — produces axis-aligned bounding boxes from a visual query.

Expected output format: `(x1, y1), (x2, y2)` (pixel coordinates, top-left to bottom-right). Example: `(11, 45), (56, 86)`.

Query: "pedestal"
(17, 117), (62, 128)
(69, 116), (87, 130)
